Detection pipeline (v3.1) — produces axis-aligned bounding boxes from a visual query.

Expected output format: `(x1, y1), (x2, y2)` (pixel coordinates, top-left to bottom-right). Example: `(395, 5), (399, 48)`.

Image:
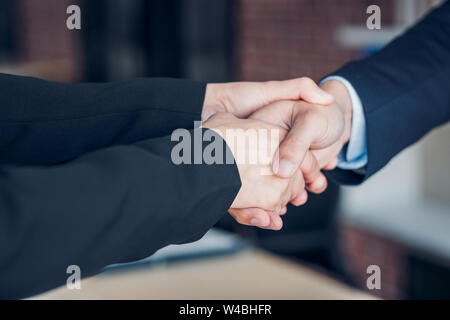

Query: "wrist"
(202, 84), (226, 121)
(320, 80), (352, 144)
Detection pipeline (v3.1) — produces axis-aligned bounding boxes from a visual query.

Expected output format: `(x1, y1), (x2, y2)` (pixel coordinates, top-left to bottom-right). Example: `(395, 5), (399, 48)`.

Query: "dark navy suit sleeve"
(328, 1), (450, 185)
(0, 128), (241, 299)
(0, 74), (206, 166)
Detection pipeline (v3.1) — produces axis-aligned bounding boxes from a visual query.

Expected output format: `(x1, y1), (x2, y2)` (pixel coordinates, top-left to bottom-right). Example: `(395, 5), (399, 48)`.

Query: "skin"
(201, 78), (352, 230)
(202, 78), (334, 121)
(202, 113), (299, 212)
(202, 112), (324, 230)
(229, 80), (353, 229)
(273, 79), (353, 177)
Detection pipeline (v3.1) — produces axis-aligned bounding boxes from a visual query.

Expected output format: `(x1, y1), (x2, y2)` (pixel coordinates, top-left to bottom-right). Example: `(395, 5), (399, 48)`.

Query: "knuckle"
(306, 165), (319, 179)
(299, 77), (315, 87)
(281, 137), (306, 160)
(266, 195), (281, 210)
(303, 108), (321, 122)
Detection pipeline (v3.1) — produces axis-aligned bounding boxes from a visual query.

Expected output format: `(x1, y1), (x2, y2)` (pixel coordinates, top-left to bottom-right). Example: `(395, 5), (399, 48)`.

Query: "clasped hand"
(202, 78), (352, 230)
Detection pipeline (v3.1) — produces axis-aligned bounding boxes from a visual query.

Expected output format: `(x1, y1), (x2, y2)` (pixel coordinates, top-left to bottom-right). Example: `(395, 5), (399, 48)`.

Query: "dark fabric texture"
(0, 75), (206, 165)
(328, 1), (450, 185)
(0, 75), (242, 299)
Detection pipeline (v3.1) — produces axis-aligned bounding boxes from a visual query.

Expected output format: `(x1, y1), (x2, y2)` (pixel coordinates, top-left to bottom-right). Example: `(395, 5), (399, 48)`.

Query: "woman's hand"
(202, 78), (334, 121)
(202, 112), (320, 230)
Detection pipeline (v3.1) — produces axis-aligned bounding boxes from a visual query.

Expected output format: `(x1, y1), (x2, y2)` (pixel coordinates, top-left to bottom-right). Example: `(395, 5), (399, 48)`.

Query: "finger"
(263, 77), (334, 106)
(266, 214), (283, 231)
(228, 208), (271, 228)
(248, 100), (295, 130)
(280, 206), (288, 215)
(286, 167), (306, 203)
(301, 151), (323, 186)
(291, 190), (308, 206)
(274, 114), (318, 178)
(301, 151), (328, 194)
(323, 157), (339, 171)
(306, 174), (328, 194)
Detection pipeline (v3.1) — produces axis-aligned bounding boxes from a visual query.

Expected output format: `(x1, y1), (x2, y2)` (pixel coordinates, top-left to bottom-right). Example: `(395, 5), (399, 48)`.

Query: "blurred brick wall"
(13, 0), (83, 81)
(233, 0), (394, 81)
(340, 223), (406, 299)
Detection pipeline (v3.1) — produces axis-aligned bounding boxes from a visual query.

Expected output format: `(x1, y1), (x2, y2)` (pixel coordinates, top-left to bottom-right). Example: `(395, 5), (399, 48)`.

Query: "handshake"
(201, 78), (353, 230)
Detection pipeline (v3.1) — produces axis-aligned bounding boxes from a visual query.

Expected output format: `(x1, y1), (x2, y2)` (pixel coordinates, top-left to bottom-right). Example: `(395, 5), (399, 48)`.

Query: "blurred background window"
(0, 0), (15, 60)
(82, 0), (232, 82)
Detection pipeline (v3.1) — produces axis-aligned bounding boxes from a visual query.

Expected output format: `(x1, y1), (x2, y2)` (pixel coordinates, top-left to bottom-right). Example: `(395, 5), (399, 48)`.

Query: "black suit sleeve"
(328, 1), (450, 185)
(0, 128), (241, 299)
(0, 74), (206, 166)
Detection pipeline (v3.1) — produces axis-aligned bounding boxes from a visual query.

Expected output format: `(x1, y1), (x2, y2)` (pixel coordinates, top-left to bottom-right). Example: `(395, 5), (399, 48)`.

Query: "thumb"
(273, 114), (318, 178)
(264, 77), (334, 106)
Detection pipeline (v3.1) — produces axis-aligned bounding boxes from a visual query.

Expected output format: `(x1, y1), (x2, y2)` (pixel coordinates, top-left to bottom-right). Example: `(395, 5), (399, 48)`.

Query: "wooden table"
(33, 250), (374, 300)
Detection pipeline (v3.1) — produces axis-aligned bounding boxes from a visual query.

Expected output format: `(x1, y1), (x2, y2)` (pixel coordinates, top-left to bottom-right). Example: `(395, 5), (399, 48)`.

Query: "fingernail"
(250, 218), (259, 226)
(278, 159), (296, 177)
(315, 176), (325, 189)
(299, 191), (308, 203)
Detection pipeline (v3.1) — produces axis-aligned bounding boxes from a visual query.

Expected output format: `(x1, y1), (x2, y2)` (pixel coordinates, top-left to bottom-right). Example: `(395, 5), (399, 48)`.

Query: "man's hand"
(202, 112), (319, 230)
(250, 79), (353, 183)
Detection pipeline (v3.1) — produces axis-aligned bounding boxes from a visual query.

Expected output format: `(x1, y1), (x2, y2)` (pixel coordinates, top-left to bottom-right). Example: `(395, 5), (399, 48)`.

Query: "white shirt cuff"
(320, 76), (368, 171)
